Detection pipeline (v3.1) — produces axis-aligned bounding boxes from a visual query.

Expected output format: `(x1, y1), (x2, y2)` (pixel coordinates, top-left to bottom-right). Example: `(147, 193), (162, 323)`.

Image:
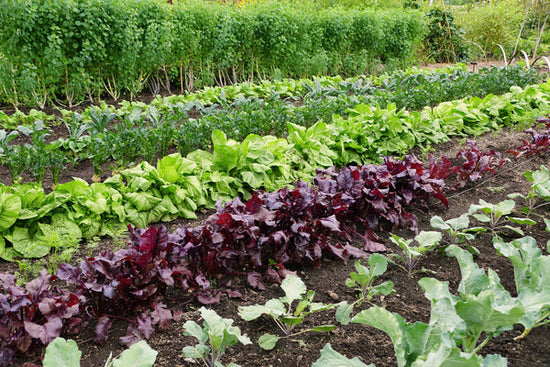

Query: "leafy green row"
(0, 66), (542, 187)
(0, 63), (538, 130)
(1, 81), (550, 260)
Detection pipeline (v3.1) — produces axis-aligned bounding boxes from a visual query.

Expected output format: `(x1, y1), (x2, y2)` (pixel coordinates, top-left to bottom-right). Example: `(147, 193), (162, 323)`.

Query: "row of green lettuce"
(0, 80), (549, 261)
(0, 65), (541, 187)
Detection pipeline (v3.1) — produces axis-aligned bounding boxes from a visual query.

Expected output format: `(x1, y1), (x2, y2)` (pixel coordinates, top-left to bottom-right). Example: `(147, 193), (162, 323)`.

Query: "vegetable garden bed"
(1, 67), (550, 367)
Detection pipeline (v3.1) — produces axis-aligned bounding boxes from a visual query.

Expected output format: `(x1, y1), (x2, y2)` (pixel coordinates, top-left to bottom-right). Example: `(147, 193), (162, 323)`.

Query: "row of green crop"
(0, 65), (541, 187)
(0, 0), (425, 107)
(1, 80), (550, 261)
(1, 64), (539, 129)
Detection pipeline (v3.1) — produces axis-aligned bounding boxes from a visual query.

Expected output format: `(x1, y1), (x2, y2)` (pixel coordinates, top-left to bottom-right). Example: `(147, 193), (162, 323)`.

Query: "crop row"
(3, 158), (550, 366)
(0, 0), (425, 107)
(0, 63), (539, 130)
(1, 81), (550, 262)
(0, 65), (541, 188)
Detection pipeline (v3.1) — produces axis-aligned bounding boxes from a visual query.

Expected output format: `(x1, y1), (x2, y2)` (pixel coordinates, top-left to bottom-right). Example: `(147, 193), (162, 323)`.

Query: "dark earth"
(2, 61), (550, 366)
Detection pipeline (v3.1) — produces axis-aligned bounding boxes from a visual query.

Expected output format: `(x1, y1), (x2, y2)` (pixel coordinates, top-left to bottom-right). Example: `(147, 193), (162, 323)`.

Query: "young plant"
(40, 337), (158, 367)
(334, 245), (523, 367)
(388, 231), (442, 278)
(182, 307), (251, 367)
(493, 236), (550, 340)
(468, 199), (535, 238)
(238, 274), (336, 350)
(430, 213), (486, 255)
(508, 165), (550, 217)
(344, 254), (394, 307)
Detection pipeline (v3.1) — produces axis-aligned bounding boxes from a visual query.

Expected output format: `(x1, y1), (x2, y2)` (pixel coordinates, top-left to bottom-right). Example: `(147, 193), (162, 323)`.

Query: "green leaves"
(43, 338), (81, 367)
(238, 275), (336, 350)
(108, 341), (158, 367)
(42, 338), (158, 367)
(313, 344), (374, 367)
(0, 193), (20, 231)
(345, 254), (394, 306)
(182, 307), (250, 367)
(493, 236), (550, 338)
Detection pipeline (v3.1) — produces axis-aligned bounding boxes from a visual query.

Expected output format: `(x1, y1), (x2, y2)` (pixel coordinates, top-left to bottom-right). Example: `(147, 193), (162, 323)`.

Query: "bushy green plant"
(422, 8), (469, 63)
(455, 0), (523, 57)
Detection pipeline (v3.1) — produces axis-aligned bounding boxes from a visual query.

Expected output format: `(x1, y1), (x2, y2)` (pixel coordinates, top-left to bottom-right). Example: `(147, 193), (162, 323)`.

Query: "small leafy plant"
(344, 254), (394, 307)
(182, 307), (250, 367)
(508, 165), (550, 217)
(468, 199), (535, 238)
(388, 231), (442, 278)
(493, 236), (550, 340)
(430, 213), (486, 255)
(238, 275), (336, 350)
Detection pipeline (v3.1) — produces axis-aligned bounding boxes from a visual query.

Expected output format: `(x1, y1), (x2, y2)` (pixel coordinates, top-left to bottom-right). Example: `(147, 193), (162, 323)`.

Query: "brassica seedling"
(182, 307), (250, 367)
(238, 274), (336, 350)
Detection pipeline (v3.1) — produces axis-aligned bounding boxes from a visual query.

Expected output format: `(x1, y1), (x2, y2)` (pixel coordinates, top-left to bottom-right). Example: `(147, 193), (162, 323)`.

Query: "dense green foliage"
(0, 0), (425, 107)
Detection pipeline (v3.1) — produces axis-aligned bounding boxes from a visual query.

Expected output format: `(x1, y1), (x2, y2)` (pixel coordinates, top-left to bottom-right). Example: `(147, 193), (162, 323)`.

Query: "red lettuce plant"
(0, 271), (83, 367)
(507, 115), (550, 158)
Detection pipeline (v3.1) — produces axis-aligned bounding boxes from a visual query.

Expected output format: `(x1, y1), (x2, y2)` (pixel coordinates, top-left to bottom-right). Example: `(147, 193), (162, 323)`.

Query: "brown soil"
(3, 124), (550, 367)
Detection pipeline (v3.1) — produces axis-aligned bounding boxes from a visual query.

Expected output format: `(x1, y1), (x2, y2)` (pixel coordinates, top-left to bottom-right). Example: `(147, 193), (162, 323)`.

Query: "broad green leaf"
(335, 301), (354, 325)
(352, 307), (406, 367)
(124, 192), (162, 212)
(258, 333), (279, 350)
(181, 345), (209, 359)
(312, 343), (373, 367)
(415, 231), (442, 249)
(112, 340), (157, 367)
(445, 245), (489, 296)
(370, 281), (395, 297)
(281, 275), (307, 306)
(183, 320), (207, 343)
(368, 253), (389, 277)
(507, 217), (536, 226)
(430, 216), (449, 230)
(12, 226), (50, 258)
(238, 299), (285, 321)
(0, 193), (21, 231)
(43, 338), (81, 367)
(212, 129), (240, 172)
(455, 291), (524, 340)
(480, 354), (507, 367)
(157, 153), (197, 183)
(411, 342), (482, 367)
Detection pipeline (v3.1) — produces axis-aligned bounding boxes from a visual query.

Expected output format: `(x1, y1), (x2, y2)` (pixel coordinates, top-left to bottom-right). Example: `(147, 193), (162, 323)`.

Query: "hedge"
(0, 0), (425, 107)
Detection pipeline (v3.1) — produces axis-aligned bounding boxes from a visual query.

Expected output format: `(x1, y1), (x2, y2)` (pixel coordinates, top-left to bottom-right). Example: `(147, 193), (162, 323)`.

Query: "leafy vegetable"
(238, 275), (336, 350)
(182, 307), (250, 367)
